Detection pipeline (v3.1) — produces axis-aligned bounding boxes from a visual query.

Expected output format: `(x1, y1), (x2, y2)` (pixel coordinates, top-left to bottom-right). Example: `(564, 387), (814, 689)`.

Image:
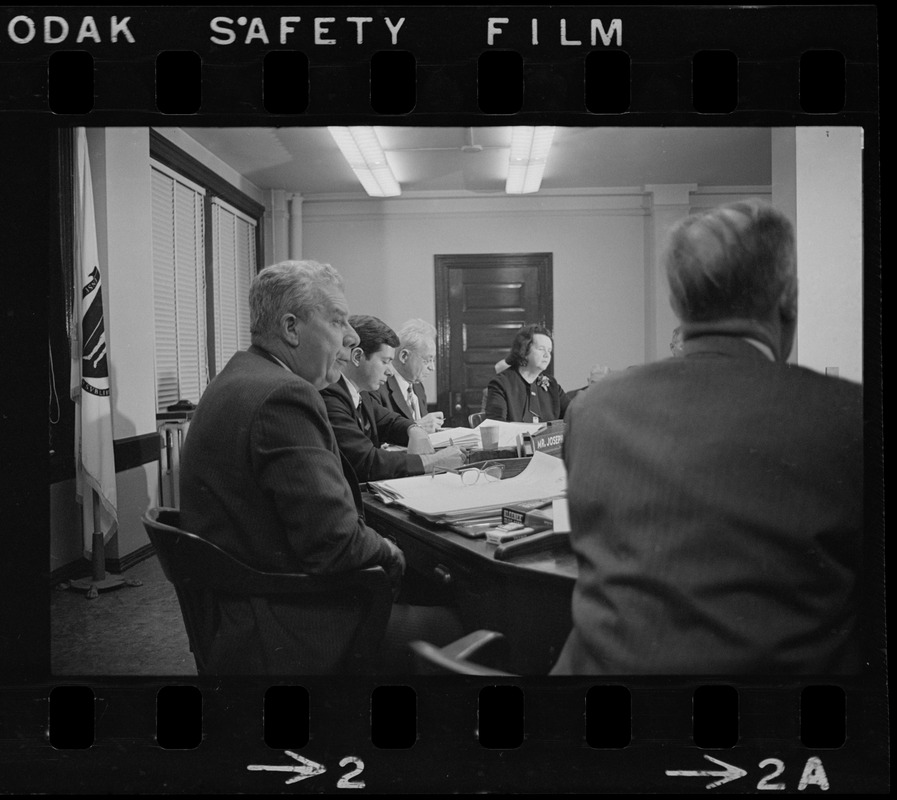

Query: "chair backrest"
(410, 630), (516, 676)
(142, 507), (392, 675)
(468, 411), (487, 427)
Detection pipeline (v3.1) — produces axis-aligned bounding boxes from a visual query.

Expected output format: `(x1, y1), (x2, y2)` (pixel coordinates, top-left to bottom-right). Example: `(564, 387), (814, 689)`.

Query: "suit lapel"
(389, 376), (413, 419)
(359, 393), (380, 447)
(414, 383), (427, 414)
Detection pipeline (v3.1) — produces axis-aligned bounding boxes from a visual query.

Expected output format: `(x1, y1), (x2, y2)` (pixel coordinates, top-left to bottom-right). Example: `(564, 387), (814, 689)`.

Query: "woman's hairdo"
(506, 323), (553, 369)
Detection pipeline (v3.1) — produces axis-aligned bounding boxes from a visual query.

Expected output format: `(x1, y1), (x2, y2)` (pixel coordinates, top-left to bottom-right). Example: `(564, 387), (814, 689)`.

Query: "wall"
(793, 128), (864, 384)
(771, 127), (864, 382)
(303, 190), (650, 394)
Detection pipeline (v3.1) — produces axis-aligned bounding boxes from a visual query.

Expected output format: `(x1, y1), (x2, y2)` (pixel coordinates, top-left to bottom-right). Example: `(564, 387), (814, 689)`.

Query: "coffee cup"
(480, 422), (500, 450)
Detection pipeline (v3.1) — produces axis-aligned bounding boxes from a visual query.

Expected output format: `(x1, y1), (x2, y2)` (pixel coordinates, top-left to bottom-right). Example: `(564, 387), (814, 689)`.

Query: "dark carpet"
(51, 555), (195, 676)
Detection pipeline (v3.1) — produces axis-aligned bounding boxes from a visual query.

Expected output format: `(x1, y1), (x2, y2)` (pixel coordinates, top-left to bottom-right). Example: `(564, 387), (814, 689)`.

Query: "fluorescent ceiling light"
(505, 126), (556, 194)
(327, 126), (401, 197)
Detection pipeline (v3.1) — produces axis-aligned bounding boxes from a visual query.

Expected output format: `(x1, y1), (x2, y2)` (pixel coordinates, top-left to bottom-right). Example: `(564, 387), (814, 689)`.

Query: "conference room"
(48, 125), (866, 676)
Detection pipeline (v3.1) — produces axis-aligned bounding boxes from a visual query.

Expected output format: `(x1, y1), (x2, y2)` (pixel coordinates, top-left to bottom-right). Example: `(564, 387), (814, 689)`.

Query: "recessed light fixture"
(506, 126), (556, 194)
(327, 126), (401, 197)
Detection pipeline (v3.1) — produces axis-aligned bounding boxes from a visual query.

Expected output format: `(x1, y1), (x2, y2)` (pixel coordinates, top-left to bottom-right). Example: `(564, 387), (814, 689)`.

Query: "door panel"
(436, 254), (553, 426)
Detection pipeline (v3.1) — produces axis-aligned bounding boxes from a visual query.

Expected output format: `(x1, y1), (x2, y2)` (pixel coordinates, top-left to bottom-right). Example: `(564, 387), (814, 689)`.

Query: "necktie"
(406, 385), (419, 420)
(355, 401), (370, 434)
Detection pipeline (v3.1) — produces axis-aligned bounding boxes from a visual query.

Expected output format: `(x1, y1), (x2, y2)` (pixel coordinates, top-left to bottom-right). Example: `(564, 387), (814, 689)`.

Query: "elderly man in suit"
(322, 315), (464, 482)
(552, 199), (864, 675)
(180, 261), (462, 674)
(373, 318), (445, 433)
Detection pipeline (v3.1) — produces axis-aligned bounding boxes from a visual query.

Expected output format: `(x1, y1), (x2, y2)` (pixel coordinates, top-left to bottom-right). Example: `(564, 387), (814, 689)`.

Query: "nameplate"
(525, 422), (566, 458)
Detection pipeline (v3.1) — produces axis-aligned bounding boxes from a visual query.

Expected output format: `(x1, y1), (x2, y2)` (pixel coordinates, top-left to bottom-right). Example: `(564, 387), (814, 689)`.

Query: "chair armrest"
(410, 630), (514, 675)
(229, 565), (391, 597)
(443, 629), (508, 664)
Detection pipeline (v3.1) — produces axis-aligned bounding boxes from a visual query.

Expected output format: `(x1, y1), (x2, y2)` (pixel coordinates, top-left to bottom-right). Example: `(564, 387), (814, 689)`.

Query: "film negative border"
(0, 3), (885, 795)
(0, 5), (879, 119)
(1, 677), (890, 793)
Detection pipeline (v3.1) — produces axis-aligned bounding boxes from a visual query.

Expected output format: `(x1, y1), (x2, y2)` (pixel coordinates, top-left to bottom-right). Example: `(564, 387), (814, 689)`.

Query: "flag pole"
(67, 489), (141, 599)
(62, 127), (141, 600)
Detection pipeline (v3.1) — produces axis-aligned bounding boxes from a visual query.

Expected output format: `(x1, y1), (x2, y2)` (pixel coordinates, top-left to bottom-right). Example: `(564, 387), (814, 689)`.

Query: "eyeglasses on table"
(432, 463), (506, 485)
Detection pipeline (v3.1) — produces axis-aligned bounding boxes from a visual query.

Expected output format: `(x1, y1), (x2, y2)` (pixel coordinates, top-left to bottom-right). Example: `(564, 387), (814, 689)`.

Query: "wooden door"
(435, 253), (553, 427)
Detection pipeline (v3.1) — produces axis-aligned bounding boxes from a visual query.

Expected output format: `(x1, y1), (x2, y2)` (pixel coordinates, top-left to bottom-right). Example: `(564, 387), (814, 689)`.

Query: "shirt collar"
(342, 374), (363, 408)
(268, 353), (292, 372)
(743, 337), (776, 361)
(393, 371), (413, 395)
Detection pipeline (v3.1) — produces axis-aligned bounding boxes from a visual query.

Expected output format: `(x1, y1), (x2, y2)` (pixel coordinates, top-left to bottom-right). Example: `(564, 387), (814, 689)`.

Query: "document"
(428, 427), (479, 449)
(369, 450), (567, 522)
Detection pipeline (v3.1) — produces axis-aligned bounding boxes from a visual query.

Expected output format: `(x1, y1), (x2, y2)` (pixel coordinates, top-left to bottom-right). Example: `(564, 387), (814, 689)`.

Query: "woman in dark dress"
(484, 323), (570, 423)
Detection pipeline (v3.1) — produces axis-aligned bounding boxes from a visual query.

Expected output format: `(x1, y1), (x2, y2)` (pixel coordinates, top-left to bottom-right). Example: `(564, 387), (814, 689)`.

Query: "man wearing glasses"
(373, 318), (445, 433)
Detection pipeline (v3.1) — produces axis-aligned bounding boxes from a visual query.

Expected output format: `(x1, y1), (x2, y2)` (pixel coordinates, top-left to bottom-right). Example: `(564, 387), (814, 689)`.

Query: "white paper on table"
(475, 419), (546, 449)
(369, 450), (567, 519)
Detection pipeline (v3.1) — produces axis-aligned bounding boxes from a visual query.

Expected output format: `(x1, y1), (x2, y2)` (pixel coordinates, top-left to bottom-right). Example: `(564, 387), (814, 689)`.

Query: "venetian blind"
(151, 161), (209, 413)
(211, 198), (258, 372)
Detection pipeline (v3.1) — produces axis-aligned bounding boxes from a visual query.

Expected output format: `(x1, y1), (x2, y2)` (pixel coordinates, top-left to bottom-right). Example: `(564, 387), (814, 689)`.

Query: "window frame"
(149, 130), (265, 382)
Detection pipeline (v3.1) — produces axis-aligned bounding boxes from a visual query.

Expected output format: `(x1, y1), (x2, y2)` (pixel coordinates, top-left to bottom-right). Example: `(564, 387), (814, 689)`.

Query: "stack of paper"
(428, 427), (480, 450)
(369, 450), (568, 523)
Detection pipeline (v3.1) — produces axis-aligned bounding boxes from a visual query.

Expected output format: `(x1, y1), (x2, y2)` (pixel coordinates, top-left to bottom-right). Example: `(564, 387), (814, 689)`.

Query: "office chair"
(411, 629), (516, 676)
(142, 507), (393, 675)
(468, 411), (487, 427)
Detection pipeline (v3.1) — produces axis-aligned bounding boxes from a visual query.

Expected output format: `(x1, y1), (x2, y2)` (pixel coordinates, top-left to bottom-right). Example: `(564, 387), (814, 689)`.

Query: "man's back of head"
(664, 199), (798, 358)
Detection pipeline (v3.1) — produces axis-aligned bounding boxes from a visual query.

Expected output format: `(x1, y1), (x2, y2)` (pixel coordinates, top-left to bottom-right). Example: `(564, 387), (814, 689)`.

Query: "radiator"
(158, 420), (190, 508)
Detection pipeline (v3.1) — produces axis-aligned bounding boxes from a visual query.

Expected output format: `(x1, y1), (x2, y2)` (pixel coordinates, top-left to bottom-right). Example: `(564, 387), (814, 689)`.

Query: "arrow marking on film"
(666, 754), (748, 789)
(247, 751), (327, 785)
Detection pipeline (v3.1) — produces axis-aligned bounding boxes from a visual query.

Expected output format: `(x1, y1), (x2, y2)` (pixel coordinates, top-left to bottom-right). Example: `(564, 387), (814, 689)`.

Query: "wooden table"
(363, 496), (577, 675)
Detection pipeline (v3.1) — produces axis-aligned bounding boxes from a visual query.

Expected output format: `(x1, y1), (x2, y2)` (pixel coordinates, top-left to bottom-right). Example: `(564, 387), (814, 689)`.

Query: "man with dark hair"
(180, 261), (462, 674)
(321, 315), (464, 482)
(553, 199), (864, 675)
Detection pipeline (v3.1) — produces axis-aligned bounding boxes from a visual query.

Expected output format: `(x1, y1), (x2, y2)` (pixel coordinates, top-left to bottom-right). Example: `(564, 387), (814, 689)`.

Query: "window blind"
(211, 198), (258, 372)
(151, 162), (208, 413)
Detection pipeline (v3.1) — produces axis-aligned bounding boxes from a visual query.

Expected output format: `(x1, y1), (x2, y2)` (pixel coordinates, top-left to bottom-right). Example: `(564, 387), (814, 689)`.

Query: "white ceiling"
(179, 126), (772, 197)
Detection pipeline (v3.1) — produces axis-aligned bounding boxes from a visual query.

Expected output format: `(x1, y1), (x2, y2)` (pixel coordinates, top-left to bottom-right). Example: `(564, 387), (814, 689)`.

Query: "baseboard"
(50, 558), (92, 586)
(49, 544), (156, 586)
(113, 543), (156, 574)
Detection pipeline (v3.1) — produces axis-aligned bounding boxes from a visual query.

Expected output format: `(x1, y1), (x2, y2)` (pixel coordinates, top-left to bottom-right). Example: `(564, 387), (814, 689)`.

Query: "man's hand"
(419, 445), (466, 473)
(416, 412), (445, 433)
(407, 425), (435, 454)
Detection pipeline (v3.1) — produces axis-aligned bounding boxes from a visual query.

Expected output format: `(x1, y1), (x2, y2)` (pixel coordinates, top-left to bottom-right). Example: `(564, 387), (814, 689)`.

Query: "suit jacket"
(321, 376), (425, 482)
(373, 374), (428, 422)
(551, 334), (864, 675)
(484, 367), (569, 423)
(179, 346), (396, 674)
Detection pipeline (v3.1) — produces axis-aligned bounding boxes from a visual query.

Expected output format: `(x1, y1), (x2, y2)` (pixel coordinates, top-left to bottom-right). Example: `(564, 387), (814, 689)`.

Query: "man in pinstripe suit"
(180, 260), (462, 674)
